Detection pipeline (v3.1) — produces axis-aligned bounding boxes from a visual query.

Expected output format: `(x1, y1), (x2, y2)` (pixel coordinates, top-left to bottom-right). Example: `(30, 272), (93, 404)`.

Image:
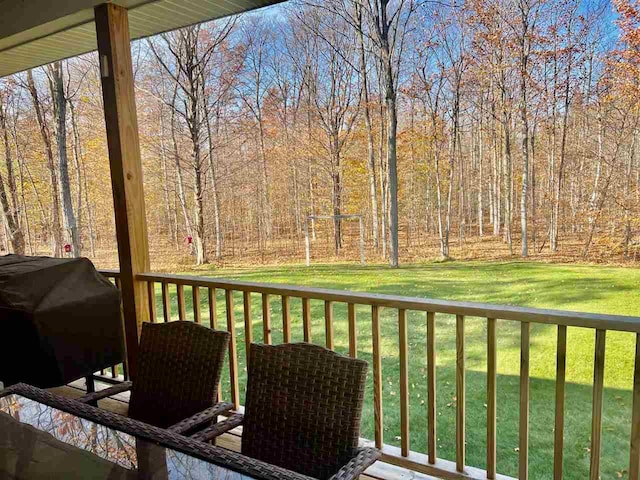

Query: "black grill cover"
(0, 255), (124, 388)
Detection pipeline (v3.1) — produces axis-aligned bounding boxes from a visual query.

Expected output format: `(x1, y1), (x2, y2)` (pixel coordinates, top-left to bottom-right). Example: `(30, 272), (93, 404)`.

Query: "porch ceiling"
(0, 0), (280, 78)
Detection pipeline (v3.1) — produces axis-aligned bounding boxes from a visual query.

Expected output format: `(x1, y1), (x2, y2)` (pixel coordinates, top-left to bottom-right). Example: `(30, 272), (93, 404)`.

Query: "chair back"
(242, 342), (368, 479)
(128, 321), (229, 429)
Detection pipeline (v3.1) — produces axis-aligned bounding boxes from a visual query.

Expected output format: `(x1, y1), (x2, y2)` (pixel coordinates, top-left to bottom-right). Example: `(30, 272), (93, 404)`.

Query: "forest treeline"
(0, 0), (639, 266)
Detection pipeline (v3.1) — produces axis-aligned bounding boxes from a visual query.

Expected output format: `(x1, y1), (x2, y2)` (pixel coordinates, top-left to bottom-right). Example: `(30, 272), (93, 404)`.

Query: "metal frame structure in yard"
(305, 214), (365, 266)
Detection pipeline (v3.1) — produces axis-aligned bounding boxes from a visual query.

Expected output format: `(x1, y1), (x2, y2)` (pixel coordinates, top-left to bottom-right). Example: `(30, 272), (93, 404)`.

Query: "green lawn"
(156, 261), (640, 479)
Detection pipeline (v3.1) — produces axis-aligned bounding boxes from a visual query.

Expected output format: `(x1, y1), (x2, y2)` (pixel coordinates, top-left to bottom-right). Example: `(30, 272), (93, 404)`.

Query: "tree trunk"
(0, 98), (25, 254)
(50, 62), (80, 257)
(27, 70), (63, 256)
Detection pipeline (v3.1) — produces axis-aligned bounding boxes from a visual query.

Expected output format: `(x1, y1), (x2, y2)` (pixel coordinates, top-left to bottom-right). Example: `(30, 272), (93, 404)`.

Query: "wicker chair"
(79, 321), (233, 434)
(191, 342), (381, 480)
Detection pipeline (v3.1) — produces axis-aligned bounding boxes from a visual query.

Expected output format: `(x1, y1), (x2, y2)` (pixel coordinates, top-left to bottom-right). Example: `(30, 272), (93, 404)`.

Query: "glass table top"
(0, 394), (253, 479)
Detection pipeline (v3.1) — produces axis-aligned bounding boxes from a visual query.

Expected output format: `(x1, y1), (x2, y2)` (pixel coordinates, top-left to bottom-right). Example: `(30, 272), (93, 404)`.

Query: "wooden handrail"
(135, 272), (640, 332)
(98, 269), (640, 480)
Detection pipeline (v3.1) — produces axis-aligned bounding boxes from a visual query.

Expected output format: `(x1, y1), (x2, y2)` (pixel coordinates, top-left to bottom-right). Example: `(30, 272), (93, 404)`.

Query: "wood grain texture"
(427, 311), (436, 464)
(348, 303), (357, 358)
(192, 287), (201, 324)
(161, 282), (170, 322)
(520, 322), (530, 480)
(487, 318), (497, 479)
(399, 309), (409, 457)
(325, 300), (334, 350)
(302, 297), (312, 343)
(456, 315), (465, 472)
(243, 291), (253, 360)
(282, 295), (291, 343)
(372, 305), (383, 449)
(262, 293), (271, 344)
(589, 329), (606, 480)
(554, 325), (567, 480)
(94, 4), (150, 377)
(225, 289), (240, 409)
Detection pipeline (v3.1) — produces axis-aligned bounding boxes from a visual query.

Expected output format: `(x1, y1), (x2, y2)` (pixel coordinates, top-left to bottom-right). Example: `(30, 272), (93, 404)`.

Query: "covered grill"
(0, 255), (124, 388)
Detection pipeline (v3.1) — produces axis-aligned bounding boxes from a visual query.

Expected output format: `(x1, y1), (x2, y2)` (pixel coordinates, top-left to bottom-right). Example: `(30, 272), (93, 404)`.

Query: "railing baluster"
(177, 284), (186, 321)
(282, 295), (291, 343)
(348, 303), (357, 358)
(520, 322), (531, 480)
(399, 309), (409, 457)
(225, 289), (240, 409)
(427, 311), (437, 464)
(325, 300), (334, 350)
(161, 282), (171, 322)
(208, 287), (220, 403)
(262, 294), (271, 344)
(113, 276), (122, 378)
(208, 287), (217, 328)
(302, 298), (312, 343)
(589, 329), (606, 480)
(456, 314), (465, 472)
(629, 333), (640, 480)
(192, 287), (201, 324)
(554, 324), (567, 480)
(147, 281), (156, 323)
(372, 305), (383, 449)
(243, 291), (253, 360)
(487, 317), (497, 479)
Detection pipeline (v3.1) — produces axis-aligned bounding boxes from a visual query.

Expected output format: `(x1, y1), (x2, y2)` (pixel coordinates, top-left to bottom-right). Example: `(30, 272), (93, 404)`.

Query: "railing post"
(630, 333), (640, 480)
(94, 3), (150, 379)
(590, 329), (606, 480)
(487, 318), (497, 479)
(554, 325), (567, 480)
(456, 314), (465, 472)
(520, 322), (531, 480)
(372, 305), (383, 449)
(427, 311), (437, 464)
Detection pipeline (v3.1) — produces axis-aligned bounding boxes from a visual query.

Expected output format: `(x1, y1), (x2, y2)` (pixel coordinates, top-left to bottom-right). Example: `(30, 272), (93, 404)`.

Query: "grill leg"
(85, 375), (98, 407)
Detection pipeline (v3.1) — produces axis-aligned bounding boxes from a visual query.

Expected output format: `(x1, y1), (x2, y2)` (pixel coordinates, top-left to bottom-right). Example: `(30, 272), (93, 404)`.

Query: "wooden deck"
(49, 381), (439, 480)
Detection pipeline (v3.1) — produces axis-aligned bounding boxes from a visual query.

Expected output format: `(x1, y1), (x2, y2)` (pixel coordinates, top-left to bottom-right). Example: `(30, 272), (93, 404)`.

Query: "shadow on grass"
(184, 262), (636, 316)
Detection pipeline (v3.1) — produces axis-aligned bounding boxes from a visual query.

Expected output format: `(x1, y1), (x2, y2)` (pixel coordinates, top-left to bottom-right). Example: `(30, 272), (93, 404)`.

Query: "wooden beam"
(94, 3), (149, 379)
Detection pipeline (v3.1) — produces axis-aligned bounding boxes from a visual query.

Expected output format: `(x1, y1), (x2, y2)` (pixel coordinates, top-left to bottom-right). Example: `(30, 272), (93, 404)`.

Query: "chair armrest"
(167, 402), (234, 434)
(77, 381), (132, 404)
(328, 447), (381, 480)
(190, 413), (244, 442)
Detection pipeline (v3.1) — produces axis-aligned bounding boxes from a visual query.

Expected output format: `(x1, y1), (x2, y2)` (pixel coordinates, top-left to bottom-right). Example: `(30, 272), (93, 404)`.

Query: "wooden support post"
(95, 3), (149, 379)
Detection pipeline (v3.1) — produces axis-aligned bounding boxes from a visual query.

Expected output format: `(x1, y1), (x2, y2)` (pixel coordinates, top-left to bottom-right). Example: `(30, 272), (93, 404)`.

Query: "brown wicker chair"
(191, 342), (381, 480)
(78, 321), (233, 434)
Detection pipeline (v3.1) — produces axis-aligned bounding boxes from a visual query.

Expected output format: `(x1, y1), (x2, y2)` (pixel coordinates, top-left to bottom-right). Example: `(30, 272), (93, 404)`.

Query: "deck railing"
(99, 269), (640, 480)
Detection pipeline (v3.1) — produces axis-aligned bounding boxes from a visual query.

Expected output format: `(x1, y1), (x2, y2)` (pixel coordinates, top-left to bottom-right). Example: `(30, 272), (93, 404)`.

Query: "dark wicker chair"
(191, 342), (381, 480)
(79, 321), (233, 434)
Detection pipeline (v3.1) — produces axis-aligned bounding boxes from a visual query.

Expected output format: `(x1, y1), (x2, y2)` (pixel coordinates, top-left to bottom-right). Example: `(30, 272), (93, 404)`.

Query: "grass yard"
(154, 260), (640, 479)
